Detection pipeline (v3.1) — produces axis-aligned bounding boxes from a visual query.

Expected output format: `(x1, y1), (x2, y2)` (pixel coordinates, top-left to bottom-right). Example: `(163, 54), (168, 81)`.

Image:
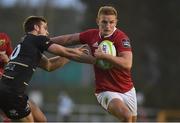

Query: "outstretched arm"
(50, 33), (80, 46)
(47, 44), (96, 64)
(38, 54), (69, 72)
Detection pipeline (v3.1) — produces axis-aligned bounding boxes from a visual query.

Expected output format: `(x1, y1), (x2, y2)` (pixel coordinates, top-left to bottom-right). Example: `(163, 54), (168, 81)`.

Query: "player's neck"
(27, 31), (38, 36)
(99, 27), (117, 39)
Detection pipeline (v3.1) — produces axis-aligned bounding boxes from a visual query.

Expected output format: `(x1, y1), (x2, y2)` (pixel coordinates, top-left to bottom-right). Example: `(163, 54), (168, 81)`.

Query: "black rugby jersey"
(10, 34), (53, 68)
(0, 34), (53, 94)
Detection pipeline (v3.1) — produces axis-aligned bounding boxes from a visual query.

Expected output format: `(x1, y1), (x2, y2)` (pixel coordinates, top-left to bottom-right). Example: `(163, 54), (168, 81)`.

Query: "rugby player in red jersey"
(0, 33), (13, 122)
(0, 33), (13, 77)
(51, 6), (137, 122)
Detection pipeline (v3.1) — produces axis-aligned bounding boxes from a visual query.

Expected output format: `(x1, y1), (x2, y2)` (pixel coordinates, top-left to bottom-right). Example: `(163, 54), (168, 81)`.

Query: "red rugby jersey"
(0, 33), (13, 76)
(80, 29), (134, 93)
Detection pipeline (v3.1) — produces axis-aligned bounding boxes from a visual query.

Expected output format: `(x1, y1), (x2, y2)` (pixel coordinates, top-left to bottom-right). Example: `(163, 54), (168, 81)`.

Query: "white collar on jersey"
(99, 27), (117, 39)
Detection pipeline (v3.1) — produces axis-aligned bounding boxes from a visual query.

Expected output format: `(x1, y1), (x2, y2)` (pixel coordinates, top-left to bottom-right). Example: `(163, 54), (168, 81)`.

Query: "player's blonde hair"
(97, 6), (118, 19)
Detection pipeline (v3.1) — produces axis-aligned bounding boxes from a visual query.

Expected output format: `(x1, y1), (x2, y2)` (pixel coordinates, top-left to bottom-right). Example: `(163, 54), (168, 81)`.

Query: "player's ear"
(34, 24), (39, 31)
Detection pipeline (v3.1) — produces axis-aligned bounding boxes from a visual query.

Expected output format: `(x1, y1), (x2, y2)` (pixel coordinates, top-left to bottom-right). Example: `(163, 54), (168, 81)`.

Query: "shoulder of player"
(87, 28), (98, 32)
(29, 34), (49, 41)
(83, 29), (99, 34)
(21, 35), (49, 47)
(113, 29), (130, 41)
(80, 29), (99, 39)
(115, 29), (128, 36)
(35, 35), (48, 39)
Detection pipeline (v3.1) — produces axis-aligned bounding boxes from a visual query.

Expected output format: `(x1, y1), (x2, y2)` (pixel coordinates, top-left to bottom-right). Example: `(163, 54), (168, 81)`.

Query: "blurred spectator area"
(43, 102), (180, 122)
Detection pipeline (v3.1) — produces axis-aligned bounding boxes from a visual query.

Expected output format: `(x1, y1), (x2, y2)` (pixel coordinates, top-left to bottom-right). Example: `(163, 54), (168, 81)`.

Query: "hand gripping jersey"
(80, 29), (134, 93)
(0, 34), (53, 95)
(0, 33), (13, 76)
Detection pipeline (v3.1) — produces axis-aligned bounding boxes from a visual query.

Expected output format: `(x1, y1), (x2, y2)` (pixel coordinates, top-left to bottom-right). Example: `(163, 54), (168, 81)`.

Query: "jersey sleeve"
(79, 29), (95, 44)
(79, 30), (89, 44)
(114, 32), (132, 52)
(35, 35), (53, 51)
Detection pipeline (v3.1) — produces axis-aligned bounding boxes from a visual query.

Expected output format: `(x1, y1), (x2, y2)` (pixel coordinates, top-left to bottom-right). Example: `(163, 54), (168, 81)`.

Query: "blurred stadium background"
(0, 0), (180, 121)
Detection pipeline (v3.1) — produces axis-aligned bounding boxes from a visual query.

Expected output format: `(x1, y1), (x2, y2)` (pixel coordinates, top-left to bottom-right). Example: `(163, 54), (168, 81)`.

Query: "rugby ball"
(96, 40), (116, 69)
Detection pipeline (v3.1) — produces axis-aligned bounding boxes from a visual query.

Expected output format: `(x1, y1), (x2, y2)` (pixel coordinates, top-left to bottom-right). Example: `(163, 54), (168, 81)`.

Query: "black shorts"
(0, 91), (31, 120)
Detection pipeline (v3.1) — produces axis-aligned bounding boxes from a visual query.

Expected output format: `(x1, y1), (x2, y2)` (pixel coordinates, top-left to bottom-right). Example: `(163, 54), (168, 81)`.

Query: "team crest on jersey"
(122, 39), (131, 48)
(0, 39), (5, 46)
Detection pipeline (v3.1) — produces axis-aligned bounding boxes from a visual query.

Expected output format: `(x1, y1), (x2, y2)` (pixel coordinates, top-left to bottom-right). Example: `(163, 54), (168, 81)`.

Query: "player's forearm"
(59, 48), (95, 64)
(51, 33), (80, 46)
(102, 54), (132, 70)
(48, 44), (94, 64)
(39, 55), (69, 72)
(47, 56), (69, 71)
(74, 54), (96, 64)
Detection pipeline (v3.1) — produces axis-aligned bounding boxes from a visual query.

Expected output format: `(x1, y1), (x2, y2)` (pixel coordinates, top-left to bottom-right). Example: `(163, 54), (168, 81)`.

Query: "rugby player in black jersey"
(0, 16), (95, 122)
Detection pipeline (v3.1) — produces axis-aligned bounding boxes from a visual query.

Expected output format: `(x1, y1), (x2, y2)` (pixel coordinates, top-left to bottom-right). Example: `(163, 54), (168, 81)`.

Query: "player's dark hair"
(23, 16), (47, 33)
(97, 6), (117, 19)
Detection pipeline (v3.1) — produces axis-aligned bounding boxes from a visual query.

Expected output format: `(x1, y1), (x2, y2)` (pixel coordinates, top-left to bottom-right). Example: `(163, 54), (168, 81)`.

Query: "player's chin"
(103, 31), (112, 35)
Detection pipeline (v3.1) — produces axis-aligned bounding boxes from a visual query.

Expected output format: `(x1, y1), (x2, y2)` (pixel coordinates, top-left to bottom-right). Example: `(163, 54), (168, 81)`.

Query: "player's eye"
(101, 20), (108, 24)
(110, 21), (115, 24)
